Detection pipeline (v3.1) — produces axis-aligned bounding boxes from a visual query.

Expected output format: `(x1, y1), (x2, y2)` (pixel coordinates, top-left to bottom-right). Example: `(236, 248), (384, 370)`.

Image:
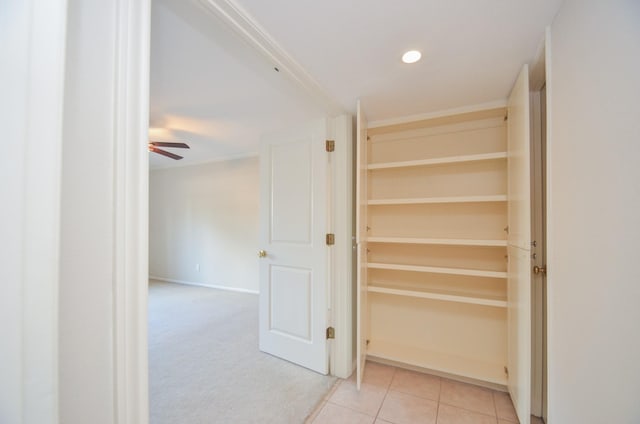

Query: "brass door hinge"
(325, 139), (335, 152)
(504, 366), (509, 376)
(326, 233), (335, 245)
(326, 327), (335, 339)
(533, 265), (547, 276)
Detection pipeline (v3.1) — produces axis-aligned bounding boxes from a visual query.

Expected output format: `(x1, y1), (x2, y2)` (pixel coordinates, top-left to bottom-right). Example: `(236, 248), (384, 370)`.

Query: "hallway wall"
(547, 0), (640, 422)
(149, 156), (260, 292)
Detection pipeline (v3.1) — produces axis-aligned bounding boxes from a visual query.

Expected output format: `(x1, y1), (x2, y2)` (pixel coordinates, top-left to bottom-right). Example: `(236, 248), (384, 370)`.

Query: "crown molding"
(197, 0), (345, 116)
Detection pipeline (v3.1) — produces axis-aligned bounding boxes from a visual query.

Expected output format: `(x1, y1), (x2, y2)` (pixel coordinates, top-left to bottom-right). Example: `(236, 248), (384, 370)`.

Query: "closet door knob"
(258, 250), (267, 258)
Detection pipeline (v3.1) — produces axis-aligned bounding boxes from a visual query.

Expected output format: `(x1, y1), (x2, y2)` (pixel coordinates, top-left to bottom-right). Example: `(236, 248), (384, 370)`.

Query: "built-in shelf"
(366, 340), (507, 387)
(368, 286), (507, 308)
(368, 195), (507, 205)
(368, 262), (507, 279)
(368, 152), (507, 170)
(367, 237), (507, 247)
(361, 110), (510, 388)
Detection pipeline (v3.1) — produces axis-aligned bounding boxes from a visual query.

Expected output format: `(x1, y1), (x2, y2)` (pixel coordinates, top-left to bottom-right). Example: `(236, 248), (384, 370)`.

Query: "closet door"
(507, 65), (532, 424)
(355, 101), (368, 389)
(258, 119), (329, 374)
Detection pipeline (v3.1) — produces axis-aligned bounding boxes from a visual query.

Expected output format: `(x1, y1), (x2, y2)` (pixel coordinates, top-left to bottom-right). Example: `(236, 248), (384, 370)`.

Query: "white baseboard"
(149, 276), (259, 295)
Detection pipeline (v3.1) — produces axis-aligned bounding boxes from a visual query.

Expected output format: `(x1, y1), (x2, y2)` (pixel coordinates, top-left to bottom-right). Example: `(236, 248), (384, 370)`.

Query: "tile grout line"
(492, 390), (499, 424)
(324, 397), (373, 418)
(321, 372), (393, 421)
(306, 401), (325, 424)
(437, 400), (503, 421)
(310, 379), (345, 423)
(373, 366), (397, 421)
(435, 377), (442, 424)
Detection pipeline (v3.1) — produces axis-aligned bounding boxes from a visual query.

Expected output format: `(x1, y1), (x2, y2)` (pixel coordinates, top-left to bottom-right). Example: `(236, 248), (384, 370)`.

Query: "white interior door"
(355, 101), (368, 389)
(258, 119), (329, 374)
(507, 64), (532, 424)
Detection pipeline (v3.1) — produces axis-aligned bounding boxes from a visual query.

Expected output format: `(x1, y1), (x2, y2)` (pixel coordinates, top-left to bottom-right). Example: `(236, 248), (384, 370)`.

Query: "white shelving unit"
(367, 286), (508, 308)
(368, 262), (507, 279)
(358, 107), (510, 386)
(367, 237), (507, 247)
(367, 151), (507, 170)
(368, 195), (507, 205)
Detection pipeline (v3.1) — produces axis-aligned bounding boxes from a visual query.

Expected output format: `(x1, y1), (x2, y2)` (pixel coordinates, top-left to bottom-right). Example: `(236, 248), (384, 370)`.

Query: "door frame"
(328, 115), (355, 378)
(3, 0), (151, 423)
(199, 0), (354, 378)
(112, 1), (152, 422)
(12, 1), (351, 422)
(529, 28), (550, 422)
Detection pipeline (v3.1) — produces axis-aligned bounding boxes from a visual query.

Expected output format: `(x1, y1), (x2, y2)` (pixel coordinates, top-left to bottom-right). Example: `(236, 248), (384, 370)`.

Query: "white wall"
(1, 1), (67, 423)
(547, 1), (640, 422)
(149, 157), (260, 292)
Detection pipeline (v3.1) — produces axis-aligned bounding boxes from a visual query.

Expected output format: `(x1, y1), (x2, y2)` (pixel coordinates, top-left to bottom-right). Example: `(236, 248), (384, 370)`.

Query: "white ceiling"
(149, 0), (326, 168)
(150, 0), (563, 168)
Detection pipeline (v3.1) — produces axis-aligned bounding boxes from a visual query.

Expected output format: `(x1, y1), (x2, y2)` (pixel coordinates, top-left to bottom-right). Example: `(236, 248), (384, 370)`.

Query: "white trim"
(112, 0), (151, 423)
(368, 100), (508, 129)
(196, 0), (344, 116)
(542, 25), (553, 424)
(326, 117), (336, 375)
(529, 90), (543, 418)
(529, 33), (547, 92)
(529, 30), (548, 419)
(329, 114), (354, 379)
(150, 151), (259, 171)
(0, 1), (67, 423)
(150, 276), (260, 295)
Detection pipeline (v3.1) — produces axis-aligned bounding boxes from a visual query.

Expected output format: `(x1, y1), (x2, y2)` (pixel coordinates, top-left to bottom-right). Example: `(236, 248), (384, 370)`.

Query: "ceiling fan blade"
(149, 141), (190, 149)
(149, 146), (183, 160)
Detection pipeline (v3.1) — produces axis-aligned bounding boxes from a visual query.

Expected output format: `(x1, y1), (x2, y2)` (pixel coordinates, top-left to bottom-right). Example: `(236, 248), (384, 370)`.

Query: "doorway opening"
(146, 1), (341, 422)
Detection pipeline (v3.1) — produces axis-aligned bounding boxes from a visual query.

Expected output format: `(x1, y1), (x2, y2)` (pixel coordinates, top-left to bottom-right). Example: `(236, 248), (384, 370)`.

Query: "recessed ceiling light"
(402, 50), (422, 64)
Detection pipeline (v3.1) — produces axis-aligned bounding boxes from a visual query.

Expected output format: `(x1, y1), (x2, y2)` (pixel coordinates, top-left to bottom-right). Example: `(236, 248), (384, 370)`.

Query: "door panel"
(270, 142), (312, 243)
(356, 101), (368, 389)
(507, 65), (532, 424)
(259, 119), (328, 374)
(508, 245), (532, 424)
(269, 266), (312, 340)
(508, 65), (532, 251)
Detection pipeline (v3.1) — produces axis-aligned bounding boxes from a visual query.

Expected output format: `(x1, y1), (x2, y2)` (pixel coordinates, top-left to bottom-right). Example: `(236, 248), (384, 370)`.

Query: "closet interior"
(358, 107), (512, 387)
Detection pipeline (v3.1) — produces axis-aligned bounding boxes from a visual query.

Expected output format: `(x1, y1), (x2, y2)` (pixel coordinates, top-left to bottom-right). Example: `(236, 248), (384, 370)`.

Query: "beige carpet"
(148, 280), (337, 424)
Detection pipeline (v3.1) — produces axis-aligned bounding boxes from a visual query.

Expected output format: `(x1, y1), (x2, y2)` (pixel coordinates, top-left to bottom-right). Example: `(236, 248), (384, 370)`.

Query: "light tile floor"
(306, 362), (545, 424)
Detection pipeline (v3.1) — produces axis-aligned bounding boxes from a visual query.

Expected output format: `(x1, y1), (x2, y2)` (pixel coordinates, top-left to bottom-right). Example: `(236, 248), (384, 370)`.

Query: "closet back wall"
(149, 156), (259, 292)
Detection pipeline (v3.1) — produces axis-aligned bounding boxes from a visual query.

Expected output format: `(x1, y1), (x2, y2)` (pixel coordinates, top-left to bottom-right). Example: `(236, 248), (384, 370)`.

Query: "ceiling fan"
(148, 141), (190, 160)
